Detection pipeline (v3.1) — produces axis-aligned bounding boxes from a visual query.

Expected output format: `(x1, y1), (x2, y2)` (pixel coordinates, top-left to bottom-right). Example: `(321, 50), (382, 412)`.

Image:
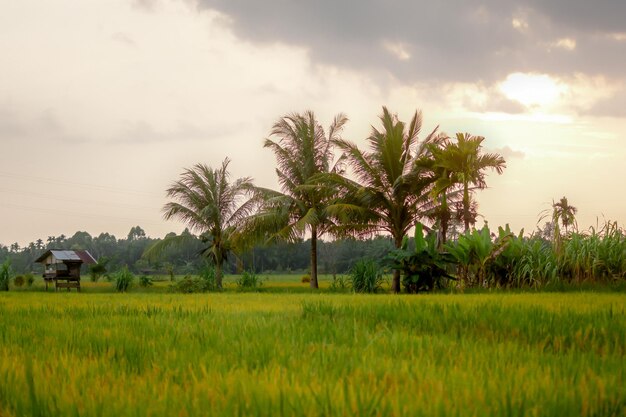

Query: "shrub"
(139, 275), (153, 287)
(13, 275), (24, 287)
(329, 274), (349, 292)
(25, 273), (35, 287)
(301, 274), (311, 283)
(0, 260), (10, 291)
(350, 259), (384, 293)
(199, 265), (218, 291)
(236, 271), (262, 291)
(114, 267), (134, 292)
(89, 257), (109, 282)
(170, 276), (213, 293)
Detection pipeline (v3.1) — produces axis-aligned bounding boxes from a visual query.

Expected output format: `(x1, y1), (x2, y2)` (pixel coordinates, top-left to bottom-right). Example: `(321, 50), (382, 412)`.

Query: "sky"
(1, 0), (625, 246)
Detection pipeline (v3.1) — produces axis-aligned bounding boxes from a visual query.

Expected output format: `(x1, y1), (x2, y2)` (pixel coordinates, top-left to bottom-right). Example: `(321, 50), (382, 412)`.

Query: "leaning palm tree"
(432, 133), (506, 233)
(251, 111), (348, 289)
(145, 158), (256, 288)
(329, 107), (445, 293)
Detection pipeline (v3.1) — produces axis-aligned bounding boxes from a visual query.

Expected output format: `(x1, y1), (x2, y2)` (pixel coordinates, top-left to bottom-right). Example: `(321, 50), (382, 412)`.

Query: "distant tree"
(127, 226), (146, 241)
(430, 133), (506, 232)
(552, 196), (577, 236)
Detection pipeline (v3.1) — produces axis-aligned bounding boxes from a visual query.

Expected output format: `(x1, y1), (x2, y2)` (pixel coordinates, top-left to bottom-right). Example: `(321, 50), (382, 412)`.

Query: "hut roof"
(35, 249), (97, 264)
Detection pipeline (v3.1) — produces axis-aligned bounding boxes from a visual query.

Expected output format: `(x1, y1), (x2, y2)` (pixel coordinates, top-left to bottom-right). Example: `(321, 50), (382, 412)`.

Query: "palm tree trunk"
(310, 226), (319, 289)
(440, 193), (449, 248)
(463, 183), (470, 233)
(215, 260), (223, 289)
(392, 235), (403, 293)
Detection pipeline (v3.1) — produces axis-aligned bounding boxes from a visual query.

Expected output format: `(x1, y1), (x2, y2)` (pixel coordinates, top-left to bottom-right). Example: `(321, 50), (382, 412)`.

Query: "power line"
(0, 202), (166, 227)
(0, 187), (159, 211)
(0, 171), (163, 198)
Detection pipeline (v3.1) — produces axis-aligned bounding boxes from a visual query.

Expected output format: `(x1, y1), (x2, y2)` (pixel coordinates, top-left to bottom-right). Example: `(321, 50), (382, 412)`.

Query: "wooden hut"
(35, 249), (97, 291)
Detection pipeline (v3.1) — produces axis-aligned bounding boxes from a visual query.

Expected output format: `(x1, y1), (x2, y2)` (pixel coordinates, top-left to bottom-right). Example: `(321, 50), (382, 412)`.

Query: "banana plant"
(386, 223), (456, 293)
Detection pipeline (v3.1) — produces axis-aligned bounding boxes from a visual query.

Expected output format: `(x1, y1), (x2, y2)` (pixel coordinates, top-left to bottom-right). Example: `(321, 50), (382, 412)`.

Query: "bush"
(350, 259), (384, 293)
(25, 273), (35, 287)
(0, 260), (10, 291)
(236, 271), (262, 291)
(139, 275), (153, 287)
(199, 265), (218, 291)
(329, 274), (350, 292)
(301, 274), (311, 283)
(89, 258), (109, 282)
(114, 267), (134, 292)
(170, 276), (213, 293)
(13, 275), (24, 287)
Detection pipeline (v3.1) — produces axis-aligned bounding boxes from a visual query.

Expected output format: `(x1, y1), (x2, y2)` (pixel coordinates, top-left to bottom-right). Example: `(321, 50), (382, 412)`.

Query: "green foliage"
(25, 273), (34, 287)
(349, 259), (384, 293)
(114, 267), (134, 292)
(236, 271), (262, 291)
(13, 275), (25, 287)
(387, 224), (456, 293)
(138, 275), (154, 287)
(89, 257), (109, 282)
(446, 224), (512, 287)
(199, 264), (218, 291)
(328, 274), (350, 292)
(0, 260), (10, 291)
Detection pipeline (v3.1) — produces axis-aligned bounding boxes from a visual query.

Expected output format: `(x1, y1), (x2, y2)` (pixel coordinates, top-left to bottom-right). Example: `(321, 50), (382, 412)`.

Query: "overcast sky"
(1, 0), (625, 246)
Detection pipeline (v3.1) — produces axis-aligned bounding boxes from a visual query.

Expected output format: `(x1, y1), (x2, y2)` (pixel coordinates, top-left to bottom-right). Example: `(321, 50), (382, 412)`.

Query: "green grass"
(0, 291), (624, 416)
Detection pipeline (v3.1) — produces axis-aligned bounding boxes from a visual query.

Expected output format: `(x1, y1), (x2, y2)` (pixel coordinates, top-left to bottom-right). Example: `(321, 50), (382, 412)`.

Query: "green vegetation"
(0, 292), (624, 416)
(113, 267), (134, 293)
(0, 260), (9, 291)
(349, 259), (384, 293)
(251, 111), (348, 290)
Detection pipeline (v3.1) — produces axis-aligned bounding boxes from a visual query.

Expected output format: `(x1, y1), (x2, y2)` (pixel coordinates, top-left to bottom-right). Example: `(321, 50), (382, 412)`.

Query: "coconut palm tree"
(146, 158), (256, 288)
(552, 196), (578, 235)
(252, 111), (348, 289)
(431, 133), (506, 233)
(329, 107), (445, 293)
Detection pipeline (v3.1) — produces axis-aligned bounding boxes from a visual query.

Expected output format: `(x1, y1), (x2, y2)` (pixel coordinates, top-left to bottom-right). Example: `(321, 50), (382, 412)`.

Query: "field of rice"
(0, 290), (624, 416)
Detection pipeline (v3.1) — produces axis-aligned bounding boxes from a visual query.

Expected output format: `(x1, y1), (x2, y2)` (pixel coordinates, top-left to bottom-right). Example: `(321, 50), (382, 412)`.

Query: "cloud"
(588, 89), (626, 117)
(491, 145), (525, 160)
(193, 0), (626, 85)
(114, 120), (240, 144)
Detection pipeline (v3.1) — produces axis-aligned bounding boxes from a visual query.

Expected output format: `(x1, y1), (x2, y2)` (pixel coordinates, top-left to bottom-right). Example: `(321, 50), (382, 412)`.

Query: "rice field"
(0, 291), (624, 416)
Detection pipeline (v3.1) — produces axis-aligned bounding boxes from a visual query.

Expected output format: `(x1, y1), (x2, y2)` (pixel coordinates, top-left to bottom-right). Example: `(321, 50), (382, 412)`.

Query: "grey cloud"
(194, 0), (626, 85)
(0, 106), (84, 144)
(131, 0), (159, 12)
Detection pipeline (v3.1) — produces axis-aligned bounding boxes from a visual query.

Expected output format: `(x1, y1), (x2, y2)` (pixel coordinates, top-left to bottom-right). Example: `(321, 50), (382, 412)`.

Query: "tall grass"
(0, 292), (624, 416)
(446, 221), (626, 289)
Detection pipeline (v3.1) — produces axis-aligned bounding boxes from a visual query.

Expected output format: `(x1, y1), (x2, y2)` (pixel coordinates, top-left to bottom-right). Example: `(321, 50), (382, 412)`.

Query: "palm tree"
(330, 107), (445, 293)
(431, 133), (506, 233)
(147, 158), (256, 288)
(552, 196), (577, 235)
(252, 111), (348, 289)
